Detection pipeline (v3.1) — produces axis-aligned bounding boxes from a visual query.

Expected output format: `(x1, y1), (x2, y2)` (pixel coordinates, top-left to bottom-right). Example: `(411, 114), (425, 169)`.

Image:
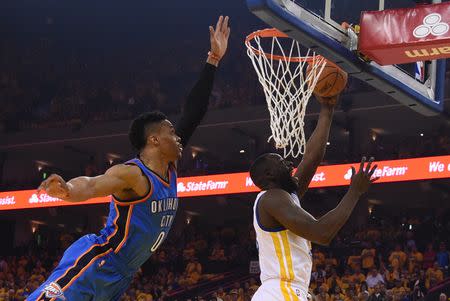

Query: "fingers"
(226, 25), (231, 39)
(38, 177), (53, 192)
(370, 177), (380, 183)
(47, 184), (62, 196)
(216, 15), (223, 32)
(209, 26), (215, 40)
(222, 16), (229, 34)
(368, 164), (378, 177)
(365, 157), (374, 174)
(37, 174), (62, 194)
(351, 166), (356, 178)
(37, 178), (50, 193)
(359, 156), (366, 173)
(48, 183), (67, 195)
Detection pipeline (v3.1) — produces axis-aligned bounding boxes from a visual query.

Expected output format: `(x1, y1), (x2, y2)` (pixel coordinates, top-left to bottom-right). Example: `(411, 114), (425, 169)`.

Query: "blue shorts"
(27, 234), (134, 301)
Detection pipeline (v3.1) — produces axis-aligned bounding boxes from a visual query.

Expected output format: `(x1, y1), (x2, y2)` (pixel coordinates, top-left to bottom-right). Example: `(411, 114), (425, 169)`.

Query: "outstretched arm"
(294, 96), (337, 197)
(262, 157), (378, 246)
(37, 164), (143, 203)
(175, 16), (230, 147)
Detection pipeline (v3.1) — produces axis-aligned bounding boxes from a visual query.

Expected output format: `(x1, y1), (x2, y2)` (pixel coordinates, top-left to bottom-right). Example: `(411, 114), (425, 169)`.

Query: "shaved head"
(249, 153), (277, 188)
(249, 153), (298, 193)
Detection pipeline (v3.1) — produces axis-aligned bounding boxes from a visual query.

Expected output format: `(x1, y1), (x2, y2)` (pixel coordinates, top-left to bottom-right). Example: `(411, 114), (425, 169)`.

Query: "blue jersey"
(99, 158), (178, 271)
(28, 158), (179, 301)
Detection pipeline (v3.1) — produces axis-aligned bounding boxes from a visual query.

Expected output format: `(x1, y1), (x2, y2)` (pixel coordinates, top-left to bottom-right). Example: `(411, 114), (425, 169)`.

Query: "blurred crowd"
(0, 30), (263, 133)
(0, 222), (259, 301)
(0, 210), (449, 301)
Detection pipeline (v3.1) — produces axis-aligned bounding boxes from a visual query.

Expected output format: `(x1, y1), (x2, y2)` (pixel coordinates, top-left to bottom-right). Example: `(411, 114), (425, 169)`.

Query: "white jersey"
(252, 191), (313, 300)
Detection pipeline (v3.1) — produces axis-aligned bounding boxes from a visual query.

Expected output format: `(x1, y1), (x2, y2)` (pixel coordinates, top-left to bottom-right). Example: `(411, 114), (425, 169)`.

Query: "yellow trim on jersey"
(271, 232), (292, 301)
(281, 231), (299, 300)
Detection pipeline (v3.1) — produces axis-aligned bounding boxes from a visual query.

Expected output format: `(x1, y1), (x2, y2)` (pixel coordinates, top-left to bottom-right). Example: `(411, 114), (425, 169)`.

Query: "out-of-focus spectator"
(366, 269), (385, 289)
(423, 243), (436, 270)
(425, 262), (444, 289)
(389, 280), (410, 301)
(178, 257), (202, 287)
(209, 242), (227, 262)
(313, 248), (326, 271)
(389, 245), (407, 270)
(367, 284), (387, 301)
(347, 249), (362, 271)
(407, 246), (423, 273)
(436, 242), (449, 270)
(361, 243), (376, 272)
(358, 282), (370, 301)
(324, 251), (338, 268)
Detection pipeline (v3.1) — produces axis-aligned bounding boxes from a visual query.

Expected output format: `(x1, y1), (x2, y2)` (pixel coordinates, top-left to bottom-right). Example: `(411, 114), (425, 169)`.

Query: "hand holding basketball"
(37, 174), (70, 199)
(307, 60), (348, 98)
(209, 16), (231, 62)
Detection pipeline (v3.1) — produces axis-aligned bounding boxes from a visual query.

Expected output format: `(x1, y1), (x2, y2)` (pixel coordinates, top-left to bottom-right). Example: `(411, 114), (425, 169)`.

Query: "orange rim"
(245, 28), (322, 63)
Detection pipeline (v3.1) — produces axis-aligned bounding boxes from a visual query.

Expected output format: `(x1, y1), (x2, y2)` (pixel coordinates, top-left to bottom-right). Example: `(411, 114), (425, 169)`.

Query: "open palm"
(209, 16), (231, 60)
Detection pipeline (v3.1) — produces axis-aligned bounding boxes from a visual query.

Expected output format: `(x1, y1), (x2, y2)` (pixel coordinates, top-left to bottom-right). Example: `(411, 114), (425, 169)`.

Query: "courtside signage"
(0, 155), (449, 210)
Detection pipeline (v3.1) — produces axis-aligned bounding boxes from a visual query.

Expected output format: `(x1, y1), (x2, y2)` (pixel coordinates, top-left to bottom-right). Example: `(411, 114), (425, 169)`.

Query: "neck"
(139, 149), (171, 180)
(263, 182), (280, 190)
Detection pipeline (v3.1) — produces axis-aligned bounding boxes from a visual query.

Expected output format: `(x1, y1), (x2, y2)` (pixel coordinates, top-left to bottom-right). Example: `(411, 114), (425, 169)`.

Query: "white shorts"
(252, 279), (309, 301)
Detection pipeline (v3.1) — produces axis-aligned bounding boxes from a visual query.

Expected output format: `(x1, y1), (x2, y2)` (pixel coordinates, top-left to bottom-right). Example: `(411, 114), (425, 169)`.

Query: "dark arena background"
(0, 0), (450, 300)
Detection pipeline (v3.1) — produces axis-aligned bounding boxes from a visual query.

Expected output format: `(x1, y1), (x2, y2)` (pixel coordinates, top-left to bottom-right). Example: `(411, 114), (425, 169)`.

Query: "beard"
(278, 171), (298, 194)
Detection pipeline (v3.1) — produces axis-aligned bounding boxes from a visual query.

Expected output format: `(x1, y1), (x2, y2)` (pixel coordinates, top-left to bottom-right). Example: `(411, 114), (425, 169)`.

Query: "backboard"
(246, 0), (446, 116)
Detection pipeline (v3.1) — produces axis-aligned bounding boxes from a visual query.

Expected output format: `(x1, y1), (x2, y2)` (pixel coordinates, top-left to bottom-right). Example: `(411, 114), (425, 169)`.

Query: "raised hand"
(349, 157), (379, 196)
(37, 174), (70, 199)
(209, 16), (231, 62)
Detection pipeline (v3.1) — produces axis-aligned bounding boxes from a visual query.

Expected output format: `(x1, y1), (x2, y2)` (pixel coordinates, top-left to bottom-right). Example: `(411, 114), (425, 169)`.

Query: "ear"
(147, 135), (159, 146)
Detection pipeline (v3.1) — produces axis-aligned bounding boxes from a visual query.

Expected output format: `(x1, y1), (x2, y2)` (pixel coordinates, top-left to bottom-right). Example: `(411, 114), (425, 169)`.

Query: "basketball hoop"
(245, 28), (326, 158)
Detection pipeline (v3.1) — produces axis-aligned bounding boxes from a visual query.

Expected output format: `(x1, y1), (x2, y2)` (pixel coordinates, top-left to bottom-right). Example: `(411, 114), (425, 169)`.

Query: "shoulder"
(105, 164), (143, 180)
(259, 189), (292, 208)
(261, 188), (292, 200)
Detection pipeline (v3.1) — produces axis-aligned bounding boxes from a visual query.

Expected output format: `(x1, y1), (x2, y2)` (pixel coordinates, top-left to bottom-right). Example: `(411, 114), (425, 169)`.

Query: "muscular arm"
(42, 165), (143, 203)
(294, 102), (334, 197)
(261, 188), (361, 246)
(175, 62), (217, 147)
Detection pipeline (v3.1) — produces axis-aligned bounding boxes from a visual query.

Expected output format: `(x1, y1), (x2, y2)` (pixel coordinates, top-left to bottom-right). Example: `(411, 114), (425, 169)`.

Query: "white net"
(245, 29), (326, 158)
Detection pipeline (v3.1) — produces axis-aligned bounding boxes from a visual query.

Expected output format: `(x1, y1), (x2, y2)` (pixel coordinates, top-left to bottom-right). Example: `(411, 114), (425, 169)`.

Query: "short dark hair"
(128, 111), (167, 151)
(249, 154), (273, 188)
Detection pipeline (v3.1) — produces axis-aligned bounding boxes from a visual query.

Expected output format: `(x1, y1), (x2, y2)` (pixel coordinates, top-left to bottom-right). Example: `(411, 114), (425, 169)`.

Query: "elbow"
(303, 233), (329, 246)
(312, 227), (334, 246)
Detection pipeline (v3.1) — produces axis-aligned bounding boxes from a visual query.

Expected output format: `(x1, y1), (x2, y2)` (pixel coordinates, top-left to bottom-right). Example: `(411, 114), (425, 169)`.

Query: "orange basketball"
(307, 61), (348, 97)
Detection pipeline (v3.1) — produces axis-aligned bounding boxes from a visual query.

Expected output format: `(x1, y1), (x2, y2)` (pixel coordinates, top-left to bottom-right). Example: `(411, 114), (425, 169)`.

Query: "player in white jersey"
(249, 94), (379, 301)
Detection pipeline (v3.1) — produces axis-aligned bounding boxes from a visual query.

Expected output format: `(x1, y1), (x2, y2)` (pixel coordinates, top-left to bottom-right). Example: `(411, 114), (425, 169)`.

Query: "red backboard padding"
(359, 2), (450, 65)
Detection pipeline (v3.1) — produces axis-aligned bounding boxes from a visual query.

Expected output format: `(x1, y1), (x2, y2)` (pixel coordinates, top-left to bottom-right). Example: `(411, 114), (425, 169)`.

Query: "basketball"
(307, 61), (348, 97)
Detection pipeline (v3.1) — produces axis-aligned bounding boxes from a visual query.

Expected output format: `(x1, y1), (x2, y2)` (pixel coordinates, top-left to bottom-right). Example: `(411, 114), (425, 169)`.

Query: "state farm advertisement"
(0, 155), (449, 211)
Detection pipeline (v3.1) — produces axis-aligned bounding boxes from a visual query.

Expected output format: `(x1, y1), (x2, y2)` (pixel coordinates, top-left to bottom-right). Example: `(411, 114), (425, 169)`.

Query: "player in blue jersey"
(28, 15), (230, 301)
